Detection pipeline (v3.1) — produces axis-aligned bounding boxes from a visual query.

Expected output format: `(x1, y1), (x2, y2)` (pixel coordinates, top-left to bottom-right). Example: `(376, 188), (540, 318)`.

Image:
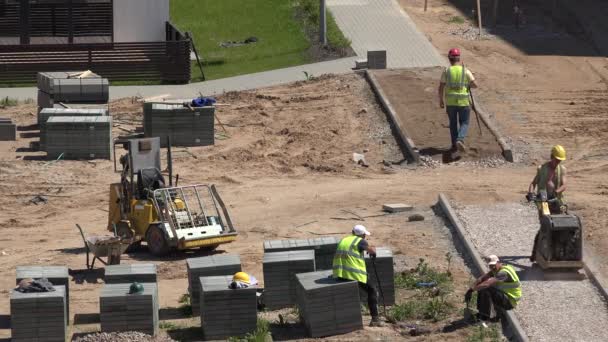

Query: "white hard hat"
(352, 224), (371, 236)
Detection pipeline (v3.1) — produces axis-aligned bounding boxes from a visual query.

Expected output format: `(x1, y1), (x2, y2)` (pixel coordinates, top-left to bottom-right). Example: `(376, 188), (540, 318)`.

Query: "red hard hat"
(448, 48), (461, 58)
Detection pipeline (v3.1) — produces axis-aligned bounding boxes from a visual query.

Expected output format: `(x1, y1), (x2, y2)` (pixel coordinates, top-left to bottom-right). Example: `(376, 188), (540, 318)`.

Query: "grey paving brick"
(104, 263), (157, 284)
(199, 275), (257, 340)
(45, 116), (112, 160)
(363, 247), (395, 305)
(367, 50), (387, 69)
(10, 285), (67, 341)
(295, 270), (362, 337)
(263, 237), (339, 270)
(143, 103), (214, 147)
(186, 254), (241, 314)
(15, 266), (70, 323)
(37, 72), (109, 103)
(0, 121), (16, 141)
(263, 250), (315, 309)
(100, 283), (159, 336)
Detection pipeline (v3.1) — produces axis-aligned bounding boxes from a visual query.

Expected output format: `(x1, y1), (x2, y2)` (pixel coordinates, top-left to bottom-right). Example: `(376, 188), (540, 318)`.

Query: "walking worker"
(526, 144), (567, 214)
(465, 255), (521, 322)
(438, 48), (478, 152)
(332, 224), (383, 327)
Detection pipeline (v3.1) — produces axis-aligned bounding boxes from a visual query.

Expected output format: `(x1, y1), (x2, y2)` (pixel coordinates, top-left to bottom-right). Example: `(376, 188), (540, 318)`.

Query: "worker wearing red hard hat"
(438, 48), (478, 153)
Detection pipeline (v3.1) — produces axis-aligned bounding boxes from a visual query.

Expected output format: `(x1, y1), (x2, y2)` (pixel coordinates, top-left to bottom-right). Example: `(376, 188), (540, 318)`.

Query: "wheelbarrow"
(76, 224), (140, 270)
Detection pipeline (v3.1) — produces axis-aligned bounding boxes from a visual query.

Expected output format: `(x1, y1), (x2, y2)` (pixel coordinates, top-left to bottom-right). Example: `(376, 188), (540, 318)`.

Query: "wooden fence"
(0, 22), (191, 84)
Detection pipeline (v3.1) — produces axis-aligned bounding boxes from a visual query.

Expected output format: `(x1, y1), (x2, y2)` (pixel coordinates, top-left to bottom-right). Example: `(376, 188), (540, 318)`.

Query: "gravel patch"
(74, 332), (176, 342)
(455, 202), (608, 342)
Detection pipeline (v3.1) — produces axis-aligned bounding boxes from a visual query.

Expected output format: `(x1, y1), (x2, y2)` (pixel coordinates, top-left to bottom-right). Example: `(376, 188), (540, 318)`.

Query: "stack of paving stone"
(263, 249), (316, 309)
(143, 102), (214, 147)
(363, 247), (395, 305)
(100, 282), (159, 336)
(37, 71), (109, 112)
(45, 116), (112, 160)
(295, 270), (363, 337)
(186, 254), (241, 314)
(199, 275), (257, 340)
(0, 117), (16, 141)
(10, 285), (67, 342)
(38, 108), (108, 150)
(367, 50), (387, 69)
(263, 237), (339, 270)
(16, 266), (70, 323)
(104, 264), (157, 284)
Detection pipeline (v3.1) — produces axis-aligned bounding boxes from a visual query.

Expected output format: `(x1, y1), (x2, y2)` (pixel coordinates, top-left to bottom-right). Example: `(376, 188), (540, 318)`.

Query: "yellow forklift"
(108, 137), (237, 256)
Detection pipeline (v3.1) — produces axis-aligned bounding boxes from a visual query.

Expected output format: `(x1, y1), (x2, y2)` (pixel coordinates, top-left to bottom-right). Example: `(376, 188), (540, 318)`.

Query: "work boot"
(369, 317), (384, 327)
(456, 140), (466, 152)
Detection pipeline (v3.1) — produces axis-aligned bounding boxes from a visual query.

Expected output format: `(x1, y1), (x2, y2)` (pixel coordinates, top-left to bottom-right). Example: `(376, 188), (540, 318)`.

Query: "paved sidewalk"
(328, 0), (446, 68)
(1, 57), (358, 101)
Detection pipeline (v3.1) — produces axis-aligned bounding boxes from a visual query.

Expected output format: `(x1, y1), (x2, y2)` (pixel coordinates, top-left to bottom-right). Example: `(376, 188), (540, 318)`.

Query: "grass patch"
(395, 257), (453, 294)
(387, 296), (455, 323)
(0, 97), (19, 107)
(172, 0), (312, 81)
(448, 15), (466, 24)
(178, 293), (192, 316)
(467, 322), (501, 342)
(228, 319), (271, 342)
(292, 0), (352, 50)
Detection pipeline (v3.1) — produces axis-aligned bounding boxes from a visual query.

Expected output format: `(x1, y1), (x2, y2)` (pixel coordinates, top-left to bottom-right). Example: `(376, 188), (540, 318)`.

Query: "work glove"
(526, 192), (536, 202)
(464, 288), (473, 303)
(369, 252), (377, 259)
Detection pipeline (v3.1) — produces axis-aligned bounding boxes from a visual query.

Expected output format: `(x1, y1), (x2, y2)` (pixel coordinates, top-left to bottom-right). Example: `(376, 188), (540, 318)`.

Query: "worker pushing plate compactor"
(107, 137), (238, 256)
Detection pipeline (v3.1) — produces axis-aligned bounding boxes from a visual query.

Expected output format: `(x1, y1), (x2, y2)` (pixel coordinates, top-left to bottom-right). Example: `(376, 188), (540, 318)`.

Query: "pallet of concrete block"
(143, 102), (214, 147)
(16, 266), (70, 324)
(296, 270), (363, 337)
(104, 264), (157, 284)
(45, 116), (112, 160)
(186, 254), (241, 314)
(38, 108), (109, 150)
(100, 282), (159, 336)
(0, 117), (16, 141)
(263, 249), (315, 309)
(363, 247), (395, 305)
(37, 71), (109, 105)
(200, 275), (257, 340)
(10, 285), (67, 342)
(263, 237), (339, 270)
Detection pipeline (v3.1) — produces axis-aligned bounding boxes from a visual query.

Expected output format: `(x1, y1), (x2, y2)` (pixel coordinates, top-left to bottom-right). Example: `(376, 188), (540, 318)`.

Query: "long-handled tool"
(462, 63), (483, 136)
(371, 257), (387, 316)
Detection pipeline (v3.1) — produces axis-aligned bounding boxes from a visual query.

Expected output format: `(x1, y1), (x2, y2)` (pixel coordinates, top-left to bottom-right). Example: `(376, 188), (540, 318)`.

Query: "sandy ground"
(373, 67), (503, 162)
(1, 1), (608, 341)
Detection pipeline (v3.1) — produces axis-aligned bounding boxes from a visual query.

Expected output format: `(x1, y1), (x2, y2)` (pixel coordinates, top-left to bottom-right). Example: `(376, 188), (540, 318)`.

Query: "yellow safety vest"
(445, 65), (471, 107)
(332, 235), (367, 283)
(536, 163), (564, 201)
(495, 264), (522, 307)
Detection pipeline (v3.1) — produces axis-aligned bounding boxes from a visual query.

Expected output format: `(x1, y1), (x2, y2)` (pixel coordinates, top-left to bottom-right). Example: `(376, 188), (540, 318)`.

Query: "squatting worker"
(333, 225), (383, 327)
(526, 144), (567, 261)
(438, 48), (478, 152)
(465, 255), (521, 322)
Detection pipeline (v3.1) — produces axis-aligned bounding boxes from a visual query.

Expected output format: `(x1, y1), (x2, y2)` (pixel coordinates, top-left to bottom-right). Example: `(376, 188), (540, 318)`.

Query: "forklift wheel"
(146, 225), (170, 256)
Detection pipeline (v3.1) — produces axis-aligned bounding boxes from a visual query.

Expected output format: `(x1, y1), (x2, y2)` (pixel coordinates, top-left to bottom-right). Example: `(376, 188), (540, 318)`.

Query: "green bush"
(467, 322), (501, 342)
(228, 319), (271, 342)
(395, 258), (453, 293)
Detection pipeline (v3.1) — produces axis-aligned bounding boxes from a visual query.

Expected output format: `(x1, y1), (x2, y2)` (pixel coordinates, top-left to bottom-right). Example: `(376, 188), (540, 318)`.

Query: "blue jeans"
(446, 106), (470, 148)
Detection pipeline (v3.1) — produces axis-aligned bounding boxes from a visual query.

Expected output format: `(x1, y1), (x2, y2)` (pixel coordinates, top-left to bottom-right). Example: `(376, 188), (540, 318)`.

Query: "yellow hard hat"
(551, 145), (566, 161)
(232, 272), (250, 284)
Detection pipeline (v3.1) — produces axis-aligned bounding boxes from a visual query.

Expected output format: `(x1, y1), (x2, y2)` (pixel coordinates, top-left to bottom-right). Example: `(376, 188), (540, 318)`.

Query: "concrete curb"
(437, 193), (529, 342)
(363, 69), (420, 164)
(471, 93), (514, 162)
(583, 256), (608, 303)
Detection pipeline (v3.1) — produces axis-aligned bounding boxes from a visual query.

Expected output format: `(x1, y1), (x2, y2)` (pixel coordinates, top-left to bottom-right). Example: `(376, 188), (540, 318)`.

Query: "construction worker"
(527, 145), (567, 261)
(333, 225), (383, 327)
(229, 271), (258, 289)
(465, 255), (521, 322)
(527, 144), (567, 214)
(438, 48), (478, 152)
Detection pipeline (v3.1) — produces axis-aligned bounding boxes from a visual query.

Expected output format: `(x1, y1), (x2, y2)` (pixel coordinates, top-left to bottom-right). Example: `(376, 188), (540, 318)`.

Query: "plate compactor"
(108, 137), (237, 256)
(532, 191), (584, 272)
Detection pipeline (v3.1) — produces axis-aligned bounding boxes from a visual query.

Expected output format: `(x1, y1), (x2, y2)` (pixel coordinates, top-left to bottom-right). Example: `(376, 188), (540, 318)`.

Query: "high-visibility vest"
(332, 235), (367, 283)
(445, 65), (471, 107)
(536, 162), (564, 201)
(495, 264), (522, 307)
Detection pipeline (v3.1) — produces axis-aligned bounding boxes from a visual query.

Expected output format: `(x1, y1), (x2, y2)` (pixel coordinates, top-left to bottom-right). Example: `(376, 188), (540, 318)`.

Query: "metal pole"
(476, 0), (483, 36)
(320, 0), (327, 45)
(424, 0), (428, 12)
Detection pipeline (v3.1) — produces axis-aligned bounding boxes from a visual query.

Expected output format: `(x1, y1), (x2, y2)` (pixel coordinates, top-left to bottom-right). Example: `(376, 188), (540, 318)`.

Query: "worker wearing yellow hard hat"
(229, 271), (259, 289)
(526, 145), (568, 261)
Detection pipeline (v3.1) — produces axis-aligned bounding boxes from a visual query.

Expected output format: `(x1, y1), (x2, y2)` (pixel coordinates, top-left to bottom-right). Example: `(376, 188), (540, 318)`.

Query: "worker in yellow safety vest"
(333, 225), (383, 327)
(465, 255), (521, 322)
(526, 145), (568, 261)
(438, 48), (478, 153)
